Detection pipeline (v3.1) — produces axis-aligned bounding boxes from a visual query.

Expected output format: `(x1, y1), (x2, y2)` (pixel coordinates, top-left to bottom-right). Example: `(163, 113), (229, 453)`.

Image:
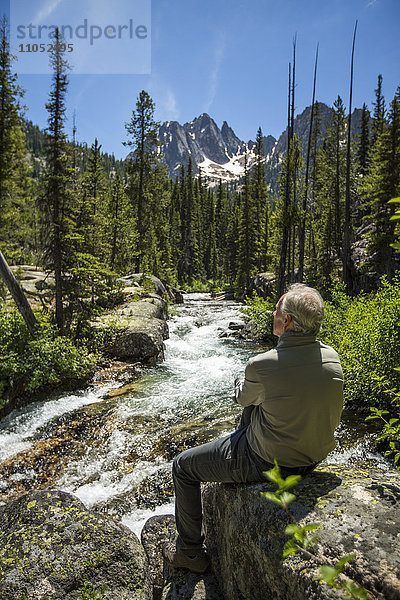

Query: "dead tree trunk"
(277, 62), (292, 299)
(298, 44), (318, 281)
(343, 21), (358, 294)
(0, 251), (38, 335)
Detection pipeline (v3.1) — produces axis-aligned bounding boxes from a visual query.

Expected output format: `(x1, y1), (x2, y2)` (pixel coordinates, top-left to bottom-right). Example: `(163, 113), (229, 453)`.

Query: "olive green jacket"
(235, 331), (343, 467)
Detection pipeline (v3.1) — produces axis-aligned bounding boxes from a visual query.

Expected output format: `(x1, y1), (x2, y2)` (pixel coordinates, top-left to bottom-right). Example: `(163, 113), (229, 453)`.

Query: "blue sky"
(2, 0), (399, 159)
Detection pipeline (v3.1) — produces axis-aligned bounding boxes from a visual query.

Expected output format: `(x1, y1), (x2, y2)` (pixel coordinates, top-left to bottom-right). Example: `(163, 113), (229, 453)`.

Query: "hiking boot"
(162, 543), (210, 574)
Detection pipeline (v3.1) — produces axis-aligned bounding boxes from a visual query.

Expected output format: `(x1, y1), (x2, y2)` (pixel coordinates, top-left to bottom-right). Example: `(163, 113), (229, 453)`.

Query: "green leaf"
(319, 565), (339, 585)
(282, 539), (300, 558)
(260, 491), (283, 506)
(302, 523), (322, 532)
(280, 474), (302, 490)
(280, 491), (296, 505)
(285, 523), (301, 535)
(387, 197), (400, 204)
(263, 459), (285, 487)
(336, 553), (356, 571)
(342, 581), (369, 599)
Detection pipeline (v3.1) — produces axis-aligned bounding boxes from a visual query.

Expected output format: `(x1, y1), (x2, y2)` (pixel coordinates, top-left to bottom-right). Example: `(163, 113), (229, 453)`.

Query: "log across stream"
(0, 293), (387, 537)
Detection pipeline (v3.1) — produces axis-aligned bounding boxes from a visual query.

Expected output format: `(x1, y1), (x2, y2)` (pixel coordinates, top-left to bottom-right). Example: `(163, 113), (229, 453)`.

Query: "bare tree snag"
(0, 251), (38, 335)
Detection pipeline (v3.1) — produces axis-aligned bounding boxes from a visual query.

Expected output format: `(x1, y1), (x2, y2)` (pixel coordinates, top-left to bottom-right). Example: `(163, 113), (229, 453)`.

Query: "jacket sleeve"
(234, 361), (265, 407)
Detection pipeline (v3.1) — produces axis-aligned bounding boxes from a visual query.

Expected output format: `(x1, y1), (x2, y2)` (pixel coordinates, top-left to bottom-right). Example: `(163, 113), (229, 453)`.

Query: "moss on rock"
(202, 463), (400, 600)
(0, 490), (152, 600)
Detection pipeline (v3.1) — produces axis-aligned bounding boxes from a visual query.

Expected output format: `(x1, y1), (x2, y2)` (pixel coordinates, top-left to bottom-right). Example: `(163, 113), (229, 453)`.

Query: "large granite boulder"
(248, 272), (276, 298)
(202, 463), (400, 600)
(94, 296), (169, 365)
(141, 514), (176, 600)
(0, 489), (152, 600)
(5, 265), (55, 309)
(141, 514), (222, 600)
(117, 273), (168, 298)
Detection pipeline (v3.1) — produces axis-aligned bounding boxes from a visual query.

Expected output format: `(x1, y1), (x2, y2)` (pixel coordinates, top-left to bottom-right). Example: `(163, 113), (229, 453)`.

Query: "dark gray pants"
(172, 406), (273, 554)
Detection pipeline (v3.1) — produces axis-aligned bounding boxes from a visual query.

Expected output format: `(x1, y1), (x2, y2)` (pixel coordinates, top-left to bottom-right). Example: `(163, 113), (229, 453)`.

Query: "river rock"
(0, 489), (152, 600)
(117, 273), (167, 297)
(106, 317), (168, 364)
(6, 265), (55, 309)
(140, 514), (222, 600)
(202, 463), (400, 600)
(94, 296), (169, 365)
(141, 514), (176, 599)
(247, 272), (275, 299)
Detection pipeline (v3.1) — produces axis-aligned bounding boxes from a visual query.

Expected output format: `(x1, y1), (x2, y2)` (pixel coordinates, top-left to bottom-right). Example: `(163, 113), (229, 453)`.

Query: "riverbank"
(0, 272), (176, 421)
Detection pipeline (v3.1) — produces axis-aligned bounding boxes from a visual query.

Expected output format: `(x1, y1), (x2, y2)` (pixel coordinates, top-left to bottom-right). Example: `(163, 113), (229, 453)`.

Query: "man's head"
(273, 283), (324, 338)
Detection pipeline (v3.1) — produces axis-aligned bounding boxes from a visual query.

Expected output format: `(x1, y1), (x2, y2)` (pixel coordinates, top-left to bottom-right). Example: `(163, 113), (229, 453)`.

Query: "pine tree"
(371, 74), (386, 146)
(203, 187), (218, 281)
(355, 103), (371, 227)
(77, 138), (109, 257)
(178, 158), (199, 285)
(312, 97), (347, 288)
(298, 45), (318, 281)
(273, 134), (304, 287)
(363, 88), (400, 278)
(125, 90), (160, 272)
(109, 175), (134, 271)
(147, 163), (172, 278)
(44, 28), (71, 332)
(169, 177), (181, 281)
(237, 153), (257, 292)
(357, 103), (370, 177)
(277, 53), (295, 298)
(225, 200), (240, 287)
(342, 20), (357, 294)
(251, 127), (269, 271)
(0, 16), (31, 261)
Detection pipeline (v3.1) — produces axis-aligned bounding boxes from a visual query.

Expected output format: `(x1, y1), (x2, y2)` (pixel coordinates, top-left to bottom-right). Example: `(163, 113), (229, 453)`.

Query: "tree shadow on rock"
(278, 468), (343, 521)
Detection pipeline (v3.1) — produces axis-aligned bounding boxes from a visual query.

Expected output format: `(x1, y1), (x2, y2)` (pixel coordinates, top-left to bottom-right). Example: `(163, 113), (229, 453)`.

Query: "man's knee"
(172, 450), (190, 481)
(173, 447), (203, 486)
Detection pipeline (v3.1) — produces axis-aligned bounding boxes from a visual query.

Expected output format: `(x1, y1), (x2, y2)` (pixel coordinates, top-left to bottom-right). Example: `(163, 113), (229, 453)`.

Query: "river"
(0, 293), (386, 538)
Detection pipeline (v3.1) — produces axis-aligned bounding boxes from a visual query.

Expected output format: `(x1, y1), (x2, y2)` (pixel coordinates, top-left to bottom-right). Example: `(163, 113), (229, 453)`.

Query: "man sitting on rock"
(163, 283), (344, 573)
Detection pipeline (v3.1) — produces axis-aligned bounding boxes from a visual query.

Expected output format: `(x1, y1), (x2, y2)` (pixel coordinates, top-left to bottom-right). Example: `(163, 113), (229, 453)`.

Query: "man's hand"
(234, 378), (244, 402)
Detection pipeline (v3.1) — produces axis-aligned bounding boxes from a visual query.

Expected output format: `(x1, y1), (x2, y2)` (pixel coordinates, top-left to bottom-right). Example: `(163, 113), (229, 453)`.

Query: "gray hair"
(280, 283), (324, 336)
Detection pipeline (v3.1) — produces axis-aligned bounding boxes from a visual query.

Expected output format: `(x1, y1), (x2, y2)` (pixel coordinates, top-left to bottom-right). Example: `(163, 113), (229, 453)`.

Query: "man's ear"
(283, 314), (293, 330)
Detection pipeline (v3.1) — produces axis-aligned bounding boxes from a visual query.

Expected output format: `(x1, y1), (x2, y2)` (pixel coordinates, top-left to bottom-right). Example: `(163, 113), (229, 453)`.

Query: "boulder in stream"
(0, 489), (152, 600)
(93, 295), (169, 365)
(141, 514), (223, 600)
(202, 462), (400, 600)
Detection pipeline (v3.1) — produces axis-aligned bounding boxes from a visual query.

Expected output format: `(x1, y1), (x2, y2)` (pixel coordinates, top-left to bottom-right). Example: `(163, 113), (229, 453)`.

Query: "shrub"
(0, 306), (97, 408)
(321, 277), (400, 411)
(241, 292), (275, 343)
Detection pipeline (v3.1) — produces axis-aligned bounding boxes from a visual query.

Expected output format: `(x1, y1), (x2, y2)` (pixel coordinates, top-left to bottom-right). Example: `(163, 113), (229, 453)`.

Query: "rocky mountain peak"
(221, 121), (244, 156)
(157, 102), (363, 188)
